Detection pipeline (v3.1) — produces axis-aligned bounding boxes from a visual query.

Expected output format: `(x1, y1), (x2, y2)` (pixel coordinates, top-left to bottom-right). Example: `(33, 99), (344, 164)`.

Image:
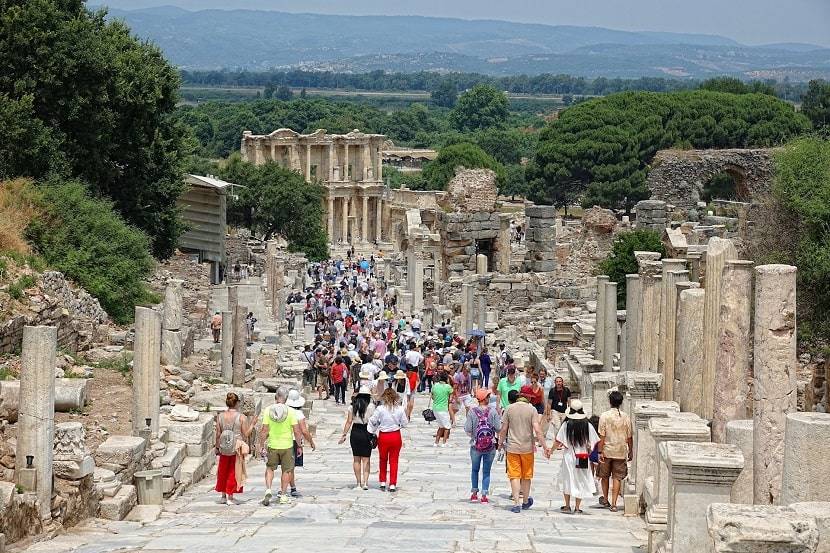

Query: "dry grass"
(0, 179), (40, 254)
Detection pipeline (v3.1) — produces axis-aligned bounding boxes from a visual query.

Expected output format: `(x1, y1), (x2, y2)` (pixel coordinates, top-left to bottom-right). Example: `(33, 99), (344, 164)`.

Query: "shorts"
(266, 447), (295, 472)
(435, 411), (452, 429)
(598, 457), (628, 480)
(506, 452), (535, 480)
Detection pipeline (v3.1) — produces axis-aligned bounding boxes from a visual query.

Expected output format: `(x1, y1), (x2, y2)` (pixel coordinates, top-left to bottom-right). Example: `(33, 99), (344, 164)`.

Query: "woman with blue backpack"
(464, 388), (502, 504)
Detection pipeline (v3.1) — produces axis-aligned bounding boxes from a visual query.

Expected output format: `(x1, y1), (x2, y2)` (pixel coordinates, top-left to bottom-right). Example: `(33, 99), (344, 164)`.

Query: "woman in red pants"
(368, 387), (408, 492)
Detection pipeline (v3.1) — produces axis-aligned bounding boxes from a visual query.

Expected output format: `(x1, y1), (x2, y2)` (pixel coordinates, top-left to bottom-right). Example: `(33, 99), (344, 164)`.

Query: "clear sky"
(103, 0), (830, 47)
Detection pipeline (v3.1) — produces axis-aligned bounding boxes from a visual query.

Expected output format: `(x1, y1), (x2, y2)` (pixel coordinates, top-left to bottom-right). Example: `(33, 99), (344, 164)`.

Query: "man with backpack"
(464, 388), (502, 504)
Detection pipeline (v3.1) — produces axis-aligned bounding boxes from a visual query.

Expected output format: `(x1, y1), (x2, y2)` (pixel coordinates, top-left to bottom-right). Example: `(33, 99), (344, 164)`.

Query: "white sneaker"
(433, 442), (438, 448)
(389, 485), (397, 492)
(379, 483), (386, 491)
(353, 485), (362, 491)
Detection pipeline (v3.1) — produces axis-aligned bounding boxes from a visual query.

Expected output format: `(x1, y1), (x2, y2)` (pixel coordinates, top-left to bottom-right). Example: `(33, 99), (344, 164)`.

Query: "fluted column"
(327, 196), (335, 244)
(361, 195), (369, 242)
(344, 143), (350, 180)
(328, 144), (335, 181)
(624, 274), (641, 371)
(375, 197), (383, 242)
(304, 144), (312, 182)
(342, 197), (349, 243)
(595, 275), (609, 363)
(658, 259), (687, 378)
(376, 145), (383, 181)
(603, 281), (617, 370)
(660, 264), (689, 401)
(639, 261), (663, 371)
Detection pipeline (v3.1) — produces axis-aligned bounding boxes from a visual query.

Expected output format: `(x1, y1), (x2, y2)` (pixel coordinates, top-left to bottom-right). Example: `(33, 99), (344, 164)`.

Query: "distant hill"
(100, 6), (830, 79)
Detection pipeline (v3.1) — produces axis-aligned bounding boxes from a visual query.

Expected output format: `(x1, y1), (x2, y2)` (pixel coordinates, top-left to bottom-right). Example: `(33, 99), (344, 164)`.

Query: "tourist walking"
(286, 389), (317, 498)
(496, 365), (523, 411)
(546, 376), (572, 436)
(431, 373), (454, 446)
(258, 388), (303, 506)
(551, 399), (600, 514)
(480, 347), (492, 388)
(210, 311), (222, 344)
(498, 389), (550, 513)
(597, 390), (633, 512)
(464, 388), (501, 503)
(368, 388), (408, 491)
(214, 392), (254, 505)
(339, 385), (376, 490)
(330, 355), (348, 405)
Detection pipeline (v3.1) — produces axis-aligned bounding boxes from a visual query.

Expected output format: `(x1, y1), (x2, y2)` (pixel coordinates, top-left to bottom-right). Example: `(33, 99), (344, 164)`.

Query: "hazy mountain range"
(102, 6), (830, 79)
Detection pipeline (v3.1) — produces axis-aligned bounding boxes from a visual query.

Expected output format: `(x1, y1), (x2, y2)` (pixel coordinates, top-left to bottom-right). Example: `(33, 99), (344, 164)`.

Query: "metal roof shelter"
(178, 174), (235, 283)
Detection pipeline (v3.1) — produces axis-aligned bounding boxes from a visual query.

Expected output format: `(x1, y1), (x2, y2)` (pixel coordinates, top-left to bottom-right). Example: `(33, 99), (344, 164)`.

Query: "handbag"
(368, 432), (378, 449)
(422, 397), (436, 423)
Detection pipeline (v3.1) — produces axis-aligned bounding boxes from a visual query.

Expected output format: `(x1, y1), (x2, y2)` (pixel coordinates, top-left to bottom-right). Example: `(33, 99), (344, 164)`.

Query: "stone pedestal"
(753, 264), (797, 505)
(595, 275), (609, 363)
(220, 310), (233, 382)
(160, 329), (183, 366)
(633, 401), (679, 505)
(659, 265), (688, 401)
(674, 287), (705, 417)
(621, 372), (662, 417)
(603, 281), (618, 370)
(293, 305), (305, 341)
(590, 372), (619, 415)
(725, 420), (754, 504)
(16, 325), (57, 520)
(712, 260), (754, 443)
(702, 237), (738, 420)
(625, 274), (641, 371)
(476, 254), (488, 274)
(661, 441), (744, 553)
(782, 413), (830, 504)
(707, 504), (819, 553)
(132, 307), (161, 436)
(232, 304), (248, 386)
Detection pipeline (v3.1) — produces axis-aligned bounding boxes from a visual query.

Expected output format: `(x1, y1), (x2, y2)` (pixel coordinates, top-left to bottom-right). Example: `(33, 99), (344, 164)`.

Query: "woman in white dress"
(551, 399), (599, 514)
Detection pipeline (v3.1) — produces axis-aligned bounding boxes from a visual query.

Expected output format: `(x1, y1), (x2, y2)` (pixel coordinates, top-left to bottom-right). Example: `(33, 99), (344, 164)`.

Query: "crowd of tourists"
(213, 254), (632, 513)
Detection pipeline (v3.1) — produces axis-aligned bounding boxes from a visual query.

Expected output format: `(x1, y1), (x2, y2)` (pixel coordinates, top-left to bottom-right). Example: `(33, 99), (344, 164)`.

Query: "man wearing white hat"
(258, 387), (303, 505)
(286, 389), (316, 498)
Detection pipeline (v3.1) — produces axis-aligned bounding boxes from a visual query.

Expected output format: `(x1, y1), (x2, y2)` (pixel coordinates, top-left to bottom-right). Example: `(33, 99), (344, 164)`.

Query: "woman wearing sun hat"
(338, 385), (376, 490)
(286, 389), (316, 498)
(392, 369), (411, 411)
(550, 399), (600, 514)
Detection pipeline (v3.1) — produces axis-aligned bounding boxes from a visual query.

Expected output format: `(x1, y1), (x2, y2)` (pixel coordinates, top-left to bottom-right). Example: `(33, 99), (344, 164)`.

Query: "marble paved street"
(18, 395), (647, 553)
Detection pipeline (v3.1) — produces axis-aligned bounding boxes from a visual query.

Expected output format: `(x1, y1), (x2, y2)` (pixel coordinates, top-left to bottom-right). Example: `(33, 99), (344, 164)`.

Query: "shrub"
(598, 229), (666, 308)
(26, 180), (158, 323)
(8, 274), (36, 300)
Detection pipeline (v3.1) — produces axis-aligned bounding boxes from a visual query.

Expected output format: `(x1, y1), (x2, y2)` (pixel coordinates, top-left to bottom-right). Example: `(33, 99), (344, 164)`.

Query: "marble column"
(712, 260), (754, 443)
(625, 274), (641, 371)
(476, 254), (488, 275)
(293, 304), (305, 341)
(658, 259), (687, 380)
(304, 144), (311, 182)
(362, 144), (371, 180)
(361, 195), (369, 242)
(595, 275), (609, 363)
(161, 278), (184, 366)
(707, 504), (819, 553)
(782, 412), (830, 504)
(460, 282), (475, 336)
(341, 197), (349, 243)
(725, 419), (754, 504)
(132, 306), (161, 437)
(220, 310), (233, 382)
(412, 258), (424, 313)
(376, 145), (383, 181)
(702, 237), (738, 420)
(375, 197), (383, 242)
(16, 326), (57, 519)
(662, 441), (744, 553)
(603, 281), (618, 370)
(753, 264), (797, 505)
(639, 261), (663, 371)
(661, 267), (689, 400)
(633, 400), (680, 504)
(233, 300), (248, 386)
(674, 286), (705, 416)
(327, 196), (335, 244)
(328, 143), (335, 181)
(344, 143), (350, 180)
(477, 293), (486, 331)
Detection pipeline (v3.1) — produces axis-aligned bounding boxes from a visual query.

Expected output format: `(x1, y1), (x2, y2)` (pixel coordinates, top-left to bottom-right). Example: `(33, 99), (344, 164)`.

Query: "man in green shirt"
(258, 388), (303, 505)
(497, 366), (523, 410)
(431, 373), (454, 446)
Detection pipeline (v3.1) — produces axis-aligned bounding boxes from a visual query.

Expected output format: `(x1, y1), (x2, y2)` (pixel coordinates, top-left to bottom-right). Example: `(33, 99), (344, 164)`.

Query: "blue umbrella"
(360, 260), (370, 270)
(468, 329), (486, 337)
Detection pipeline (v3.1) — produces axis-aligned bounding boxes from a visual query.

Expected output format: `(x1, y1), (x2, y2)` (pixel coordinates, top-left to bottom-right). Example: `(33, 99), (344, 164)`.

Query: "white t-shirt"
(411, 318), (422, 330)
(405, 350), (423, 368)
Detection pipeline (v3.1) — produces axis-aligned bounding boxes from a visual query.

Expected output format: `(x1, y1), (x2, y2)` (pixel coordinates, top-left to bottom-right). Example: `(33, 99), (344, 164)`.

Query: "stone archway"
(646, 148), (776, 209)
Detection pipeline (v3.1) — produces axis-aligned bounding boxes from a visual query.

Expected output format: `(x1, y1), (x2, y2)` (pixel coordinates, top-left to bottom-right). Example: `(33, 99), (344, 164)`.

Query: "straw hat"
(268, 403), (288, 423)
(376, 371), (388, 381)
(566, 399), (587, 420)
(359, 369), (371, 380)
(393, 369), (407, 380)
(286, 389), (306, 409)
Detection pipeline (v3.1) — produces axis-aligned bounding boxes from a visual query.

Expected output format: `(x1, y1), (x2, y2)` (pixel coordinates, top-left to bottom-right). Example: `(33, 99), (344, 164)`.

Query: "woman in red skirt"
(214, 392), (253, 505)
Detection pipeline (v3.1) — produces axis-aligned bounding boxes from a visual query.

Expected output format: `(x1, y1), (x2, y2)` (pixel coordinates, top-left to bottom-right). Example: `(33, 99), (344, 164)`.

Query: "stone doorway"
(475, 238), (495, 272)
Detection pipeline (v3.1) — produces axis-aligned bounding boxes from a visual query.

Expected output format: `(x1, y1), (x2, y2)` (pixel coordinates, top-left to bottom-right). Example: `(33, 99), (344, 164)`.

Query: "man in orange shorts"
(498, 389), (550, 513)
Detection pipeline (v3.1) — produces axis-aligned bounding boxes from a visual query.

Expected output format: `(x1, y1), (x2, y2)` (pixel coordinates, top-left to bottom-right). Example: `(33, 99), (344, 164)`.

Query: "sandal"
(560, 505), (572, 513)
(574, 509), (584, 514)
(609, 506), (618, 512)
(598, 496), (609, 507)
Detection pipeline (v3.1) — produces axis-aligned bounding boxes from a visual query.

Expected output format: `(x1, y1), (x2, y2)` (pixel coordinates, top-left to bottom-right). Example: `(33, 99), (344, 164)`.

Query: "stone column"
(362, 144), (371, 180)
(375, 197), (383, 242)
(16, 325), (57, 520)
(161, 278), (184, 366)
(412, 259), (424, 313)
(707, 504), (819, 553)
(662, 441), (744, 553)
(712, 260), (754, 443)
(233, 301), (248, 386)
(304, 144), (311, 182)
(361, 195), (369, 242)
(725, 419), (754, 504)
(595, 275), (609, 363)
(687, 250), (702, 283)
(132, 306), (161, 437)
(293, 304), (305, 341)
(639, 262), (663, 371)
(460, 282), (475, 336)
(343, 143), (350, 180)
(476, 254), (488, 275)
(702, 237), (738, 420)
(781, 412), (830, 504)
(327, 196), (335, 244)
(376, 144), (383, 181)
(477, 293), (486, 331)
(753, 264), (797, 505)
(658, 259), (687, 380)
(661, 267), (689, 400)
(328, 143), (335, 181)
(625, 274), (641, 371)
(603, 281), (618, 370)
(675, 286), (705, 416)
(341, 197), (349, 243)
(633, 400), (679, 504)
(220, 310), (233, 382)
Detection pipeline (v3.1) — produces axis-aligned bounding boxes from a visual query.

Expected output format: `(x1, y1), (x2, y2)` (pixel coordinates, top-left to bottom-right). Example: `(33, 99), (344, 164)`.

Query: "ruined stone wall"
(555, 207), (621, 280)
(646, 148), (775, 210)
(443, 168), (498, 213)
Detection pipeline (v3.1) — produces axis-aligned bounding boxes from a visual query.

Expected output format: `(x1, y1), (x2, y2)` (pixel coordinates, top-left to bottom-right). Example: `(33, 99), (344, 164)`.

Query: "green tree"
(500, 164), (528, 199)
(220, 155), (328, 260)
(598, 229), (665, 308)
(0, 94), (65, 180)
(801, 80), (830, 130)
(700, 77), (775, 96)
(25, 179), (158, 323)
(422, 142), (505, 190)
(449, 84), (509, 132)
(475, 128), (523, 165)
(275, 86), (294, 101)
(431, 80), (458, 108)
(0, 0), (187, 258)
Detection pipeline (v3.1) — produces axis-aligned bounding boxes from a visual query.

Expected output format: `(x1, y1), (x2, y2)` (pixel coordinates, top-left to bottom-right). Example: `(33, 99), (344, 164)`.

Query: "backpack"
(218, 412), (241, 456)
(473, 407), (496, 453)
